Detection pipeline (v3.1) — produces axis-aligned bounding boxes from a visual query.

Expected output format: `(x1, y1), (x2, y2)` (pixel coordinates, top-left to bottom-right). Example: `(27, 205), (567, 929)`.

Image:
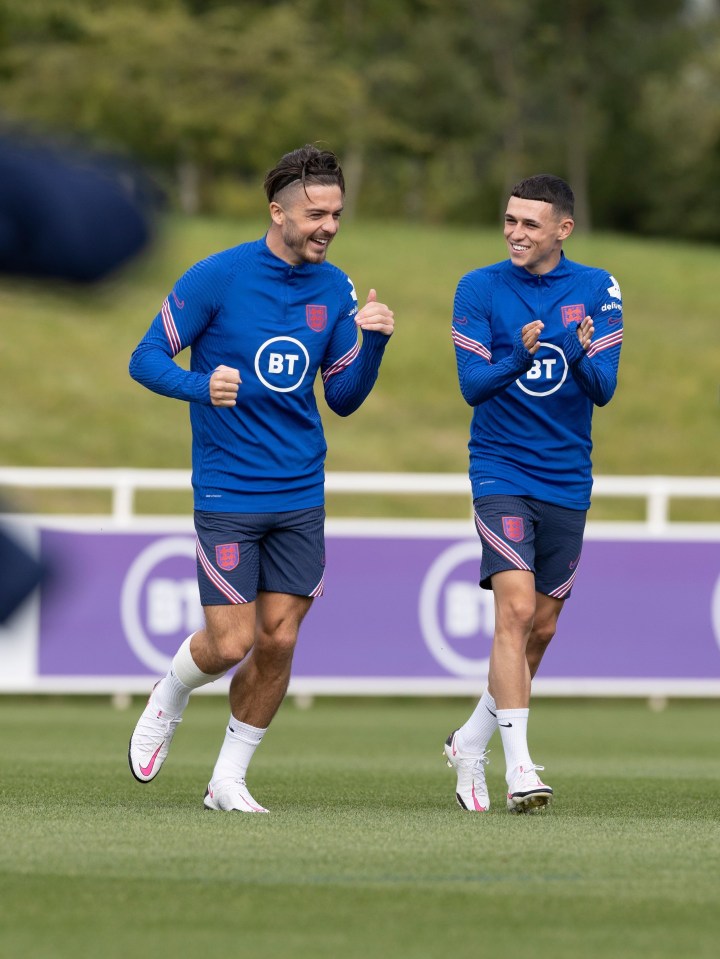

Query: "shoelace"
(517, 763), (545, 784)
(457, 750), (490, 773)
(137, 712), (181, 740)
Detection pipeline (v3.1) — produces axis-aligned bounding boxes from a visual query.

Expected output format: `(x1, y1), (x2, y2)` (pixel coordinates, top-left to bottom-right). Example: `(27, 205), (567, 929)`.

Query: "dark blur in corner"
(0, 128), (159, 282)
(0, 127), (160, 622)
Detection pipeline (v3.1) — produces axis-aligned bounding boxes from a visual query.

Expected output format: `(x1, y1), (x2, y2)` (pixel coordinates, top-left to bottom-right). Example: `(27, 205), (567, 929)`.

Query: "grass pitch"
(1, 696), (719, 958)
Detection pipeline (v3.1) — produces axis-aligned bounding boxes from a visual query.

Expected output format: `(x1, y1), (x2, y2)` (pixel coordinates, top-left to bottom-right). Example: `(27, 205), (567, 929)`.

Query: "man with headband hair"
(128, 144), (394, 812)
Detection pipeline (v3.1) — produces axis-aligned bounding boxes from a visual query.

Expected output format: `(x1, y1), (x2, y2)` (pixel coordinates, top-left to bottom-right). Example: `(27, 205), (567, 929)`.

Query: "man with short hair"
(446, 174), (623, 813)
(128, 144), (394, 812)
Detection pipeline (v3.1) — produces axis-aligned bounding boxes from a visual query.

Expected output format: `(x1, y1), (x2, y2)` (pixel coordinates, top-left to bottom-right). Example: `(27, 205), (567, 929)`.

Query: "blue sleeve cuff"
(563, 328), (586, 365)
(511, 328), (535, 369)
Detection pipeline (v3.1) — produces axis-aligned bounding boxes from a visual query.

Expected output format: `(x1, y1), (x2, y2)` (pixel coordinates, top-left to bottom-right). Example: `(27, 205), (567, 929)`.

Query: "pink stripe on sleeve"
(161, 298), (182, 356)
(322, 341), (360, 383)
(452, 329), (492, 363)
(587, 329), (622, 358)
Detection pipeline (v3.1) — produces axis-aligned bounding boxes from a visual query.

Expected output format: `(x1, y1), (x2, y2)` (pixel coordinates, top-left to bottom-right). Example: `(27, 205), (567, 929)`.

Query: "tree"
(0, 1), (356, 212)
(1, 0), (716, 238)
(638, 20), (720, 239)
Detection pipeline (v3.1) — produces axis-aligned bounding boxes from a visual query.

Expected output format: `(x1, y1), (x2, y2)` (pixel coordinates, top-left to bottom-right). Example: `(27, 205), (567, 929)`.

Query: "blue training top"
(452, 253), (623, 510)
(130, 236), (390, 511)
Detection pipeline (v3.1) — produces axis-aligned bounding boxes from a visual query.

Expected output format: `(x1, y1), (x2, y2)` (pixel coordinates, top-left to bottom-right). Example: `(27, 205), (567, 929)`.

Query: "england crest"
(560, 303), (585, 328)
(215, 543), (240, 571)
(306, 304), (327, 331)
(502, 516), (525, 542)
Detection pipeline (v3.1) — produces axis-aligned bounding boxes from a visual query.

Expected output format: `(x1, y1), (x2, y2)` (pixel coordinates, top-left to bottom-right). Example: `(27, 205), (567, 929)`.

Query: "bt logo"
(121, 537), (203, 673)
(527, 358), (558, 380)
(255, 336), (310, 393)
(419, 542), (495, 676)
(145, 578), (202, 635)
(712, 574), (720, 656)
(516, 342), (568, 397)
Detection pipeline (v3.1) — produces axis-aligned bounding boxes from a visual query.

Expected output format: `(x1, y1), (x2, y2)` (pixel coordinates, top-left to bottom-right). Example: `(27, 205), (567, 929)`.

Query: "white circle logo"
(419, 541), (495, 676)
(712, 572), (720, 655)
(120, 537), (200, 673)
(255, 336), (310, 393)
(516, 341), (568, 397)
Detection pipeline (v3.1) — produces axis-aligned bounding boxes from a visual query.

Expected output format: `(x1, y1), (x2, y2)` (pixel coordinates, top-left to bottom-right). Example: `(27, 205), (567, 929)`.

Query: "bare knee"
(254, 622), (299, 661)
(496, 594), (536, 638)
(529, 620), (556, 653)
(528, 594), (563, 655)
(252, 593), (311, 663)
(526, 599), (562, 676)
(204, 630), (249, 669)
(201, 611), (255, 669)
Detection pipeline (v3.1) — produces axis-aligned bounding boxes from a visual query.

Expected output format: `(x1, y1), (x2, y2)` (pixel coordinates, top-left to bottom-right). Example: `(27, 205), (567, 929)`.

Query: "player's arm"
(563, 273), (623, 407)
(322, 287), (393, 417)
(452, 273), (536, 407)
(129, 256), (236, 406)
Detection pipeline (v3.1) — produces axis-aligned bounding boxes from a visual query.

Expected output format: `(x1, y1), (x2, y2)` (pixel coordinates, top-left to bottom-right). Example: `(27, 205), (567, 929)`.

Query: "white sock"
(497, 708), (533, 778)
(210, 717), (267, 784)
(152, 635), (226, 717)
(456, 688), (498, 754)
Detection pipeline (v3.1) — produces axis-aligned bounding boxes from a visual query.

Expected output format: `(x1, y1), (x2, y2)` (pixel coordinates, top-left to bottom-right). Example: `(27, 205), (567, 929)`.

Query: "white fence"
(1, 469), (719, 698)
(2, 467), (720, 530)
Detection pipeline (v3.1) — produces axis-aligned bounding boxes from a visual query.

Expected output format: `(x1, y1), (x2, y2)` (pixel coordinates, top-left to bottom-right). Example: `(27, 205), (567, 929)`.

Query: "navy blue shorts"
(194, 507), (325, 606)
(473, 495), (586, 599)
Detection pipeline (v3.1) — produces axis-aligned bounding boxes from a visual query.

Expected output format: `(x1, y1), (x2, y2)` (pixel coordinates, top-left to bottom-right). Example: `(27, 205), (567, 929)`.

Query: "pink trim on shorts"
(474, 511), (531, 571)
(196, 538), (248, 604)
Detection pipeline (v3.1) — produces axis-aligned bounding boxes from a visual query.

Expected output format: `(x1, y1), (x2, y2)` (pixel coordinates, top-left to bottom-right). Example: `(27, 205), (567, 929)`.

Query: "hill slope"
(1, 215), (717, 519)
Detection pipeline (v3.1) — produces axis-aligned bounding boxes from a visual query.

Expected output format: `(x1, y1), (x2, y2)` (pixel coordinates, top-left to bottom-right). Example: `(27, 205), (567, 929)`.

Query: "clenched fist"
(210, 365), (241, 407)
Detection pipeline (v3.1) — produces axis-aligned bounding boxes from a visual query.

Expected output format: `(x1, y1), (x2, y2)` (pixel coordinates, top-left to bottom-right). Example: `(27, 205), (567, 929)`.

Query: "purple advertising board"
(13, 522), (718, 695)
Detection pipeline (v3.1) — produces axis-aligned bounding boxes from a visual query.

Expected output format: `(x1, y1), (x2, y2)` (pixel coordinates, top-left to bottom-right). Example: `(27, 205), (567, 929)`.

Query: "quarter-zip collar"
(507, 250), (572, 282)
(259, 233), (320, 276)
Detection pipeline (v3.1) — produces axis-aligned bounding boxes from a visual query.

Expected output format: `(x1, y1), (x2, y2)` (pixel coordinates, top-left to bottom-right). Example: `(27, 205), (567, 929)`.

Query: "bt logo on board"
(418, 542), (495, 676)
(120, 537), (202, 673)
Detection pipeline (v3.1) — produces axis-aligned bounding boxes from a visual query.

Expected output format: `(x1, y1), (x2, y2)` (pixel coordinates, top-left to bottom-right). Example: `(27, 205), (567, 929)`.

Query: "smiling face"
(503, 196), (574, 275)
(267, 182), (344, 265)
